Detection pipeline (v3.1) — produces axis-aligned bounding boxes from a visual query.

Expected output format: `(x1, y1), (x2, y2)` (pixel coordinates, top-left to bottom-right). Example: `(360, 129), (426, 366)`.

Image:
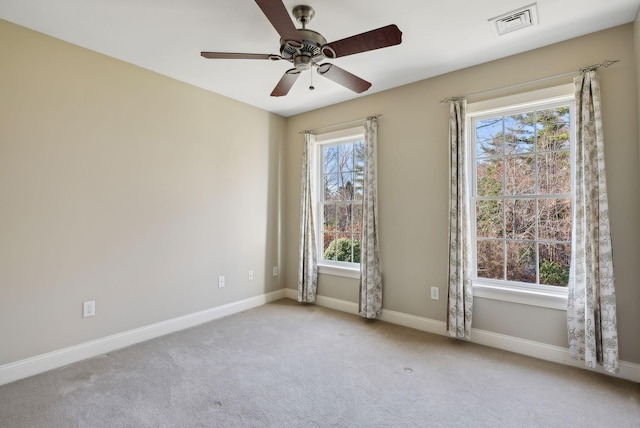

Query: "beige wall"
(0, 20), (285, 365)
(636, 11), (640, 184)
(283, 24), (640, 363)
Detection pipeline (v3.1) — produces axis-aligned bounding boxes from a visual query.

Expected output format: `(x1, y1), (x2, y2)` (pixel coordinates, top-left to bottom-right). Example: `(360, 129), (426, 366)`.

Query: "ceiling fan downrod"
(292, 5), (314, 29)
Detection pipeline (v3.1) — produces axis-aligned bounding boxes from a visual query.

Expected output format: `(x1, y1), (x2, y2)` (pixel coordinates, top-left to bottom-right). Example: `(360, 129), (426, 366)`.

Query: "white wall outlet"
(430, 287), (440, 300)
(218, 276), (225, 288)
(248, 270), (254, 281)
(272, 266), (278, 277)
(83, 300), (95, 317)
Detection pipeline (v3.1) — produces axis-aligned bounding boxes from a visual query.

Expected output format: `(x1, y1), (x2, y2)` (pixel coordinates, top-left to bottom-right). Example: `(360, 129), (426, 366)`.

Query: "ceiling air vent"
(489, 3), (539, 36)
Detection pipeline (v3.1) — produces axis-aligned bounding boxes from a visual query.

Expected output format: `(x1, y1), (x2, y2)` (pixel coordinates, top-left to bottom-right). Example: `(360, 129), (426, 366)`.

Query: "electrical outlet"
(248, 270), (254, 281)
(272, 266), (278, 277)
(430, 287), (440, 300)
(218, 276), (225, 288)
(83, 300), (95, 317)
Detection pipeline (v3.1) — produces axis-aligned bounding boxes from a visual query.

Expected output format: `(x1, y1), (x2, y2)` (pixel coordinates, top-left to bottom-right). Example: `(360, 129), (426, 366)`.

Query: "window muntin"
(317, 132), (365, 267)
(470, 100), (573, 291)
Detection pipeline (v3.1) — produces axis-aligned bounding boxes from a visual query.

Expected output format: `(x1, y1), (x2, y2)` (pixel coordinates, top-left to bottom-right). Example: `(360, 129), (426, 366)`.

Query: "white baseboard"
(470, 328), (640, 383)
(284, 290), (640, 383)
(380, 308), (447, 336)
(0, 289), (286, 386)
(284, 288), (361, 314)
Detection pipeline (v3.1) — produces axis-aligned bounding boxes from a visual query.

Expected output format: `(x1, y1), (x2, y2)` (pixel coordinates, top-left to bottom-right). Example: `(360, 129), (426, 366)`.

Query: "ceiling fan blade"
(317, 63), (371, 93)
(322, 24), (402, 58)
(271, 69), (301, 97)
(255, 0), (303, 46)
(200, 52), (275, 60)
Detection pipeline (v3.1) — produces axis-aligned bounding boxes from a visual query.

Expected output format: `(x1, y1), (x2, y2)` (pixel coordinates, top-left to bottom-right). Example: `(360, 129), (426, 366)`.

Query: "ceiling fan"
(201, 0), (402, 97)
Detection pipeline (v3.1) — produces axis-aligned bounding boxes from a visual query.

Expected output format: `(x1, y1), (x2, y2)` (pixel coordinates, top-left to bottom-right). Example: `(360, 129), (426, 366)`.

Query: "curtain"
(297, 132), (318, 303)
(567, 70), (619, 373)
(447, 99), (473, 339)
(359, 117), (383, 319)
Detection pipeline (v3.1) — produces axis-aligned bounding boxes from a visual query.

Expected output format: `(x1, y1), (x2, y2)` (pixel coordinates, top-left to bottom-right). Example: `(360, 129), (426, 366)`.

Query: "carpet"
(1, 299), (638, 427)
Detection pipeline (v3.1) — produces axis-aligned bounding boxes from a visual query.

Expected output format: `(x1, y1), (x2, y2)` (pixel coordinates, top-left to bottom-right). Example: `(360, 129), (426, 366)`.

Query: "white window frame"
(466, 84), (574, 310)
(314, 126), (365, 279)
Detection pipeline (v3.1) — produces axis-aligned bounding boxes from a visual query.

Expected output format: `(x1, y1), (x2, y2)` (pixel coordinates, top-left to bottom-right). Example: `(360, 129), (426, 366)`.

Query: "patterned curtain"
(447, 99), (473, 339)
(567, 70), (619, 373)
(359, 117), (383, 318)
(298, 132), (318, 303)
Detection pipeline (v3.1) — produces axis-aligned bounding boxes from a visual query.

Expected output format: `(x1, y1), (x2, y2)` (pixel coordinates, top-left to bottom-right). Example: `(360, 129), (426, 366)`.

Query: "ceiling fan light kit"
(201, 0), (402, 97)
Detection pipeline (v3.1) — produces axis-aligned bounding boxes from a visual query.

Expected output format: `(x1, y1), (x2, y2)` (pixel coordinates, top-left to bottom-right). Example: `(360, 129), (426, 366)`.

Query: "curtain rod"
(298, 114), (382, 134)
(440, 59), (620, 103)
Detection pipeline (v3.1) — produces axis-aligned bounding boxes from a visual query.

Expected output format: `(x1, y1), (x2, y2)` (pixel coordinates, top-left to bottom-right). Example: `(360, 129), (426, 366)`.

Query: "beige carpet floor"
(1, 298), (639, 427)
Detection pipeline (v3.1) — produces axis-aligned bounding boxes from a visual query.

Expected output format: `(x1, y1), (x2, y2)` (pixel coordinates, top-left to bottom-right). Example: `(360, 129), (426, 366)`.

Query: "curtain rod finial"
(440, 96), (465, 103)
(580, 59), (621, 73)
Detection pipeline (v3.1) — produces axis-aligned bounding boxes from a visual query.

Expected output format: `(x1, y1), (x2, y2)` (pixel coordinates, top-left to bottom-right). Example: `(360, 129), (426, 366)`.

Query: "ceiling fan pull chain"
(309, 70), (315, 91)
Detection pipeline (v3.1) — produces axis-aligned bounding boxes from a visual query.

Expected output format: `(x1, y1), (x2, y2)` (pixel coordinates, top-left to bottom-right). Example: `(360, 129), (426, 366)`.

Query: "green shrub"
(324, 238), (361, 263)
(540, 259), (569, 287)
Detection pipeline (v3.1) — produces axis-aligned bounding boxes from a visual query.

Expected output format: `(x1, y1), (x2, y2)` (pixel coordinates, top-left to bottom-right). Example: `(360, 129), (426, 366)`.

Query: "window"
(315, 127), (365, 277)
(467, 86), (574, 307)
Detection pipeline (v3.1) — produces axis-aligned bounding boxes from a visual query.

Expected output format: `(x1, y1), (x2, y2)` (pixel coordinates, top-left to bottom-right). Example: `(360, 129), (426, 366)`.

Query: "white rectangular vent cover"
(489, 3), (539, 36)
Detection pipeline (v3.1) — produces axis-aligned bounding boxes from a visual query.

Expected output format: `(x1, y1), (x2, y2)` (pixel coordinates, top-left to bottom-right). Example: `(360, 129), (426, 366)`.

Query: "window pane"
(336, 204), (351, 232)
(352, 238), (361, 263)
(339, 172), (355, 200)
(352, 203), (363, 236)
(339, 144), (354, 173)
(539, 243), (571, 286)
(476, 117), (504, 157)
(477, 240), (504, 280)
(477, 158), (504, 196)
(323, 146), (338, 174)
(538, 151), (570, 194)
(323, 233), (336, 258)
(354, 140), (365, 170)
(324, 173), (338, 201)
(476, 200), (503, 238)
(505, 199), (535, 240)
(505, 154), (535, 195)
(323, 204), (336, 232)
(506, 241), (536, 283)
(537, 107), (571, 151)
(343, 235), (359, 264)
(538, 198), (571, 241)
(345, 238), (355, 263)
(324, 235), (360, 263)
(354, 169), (364, 200)
(505, 113), (535, 155)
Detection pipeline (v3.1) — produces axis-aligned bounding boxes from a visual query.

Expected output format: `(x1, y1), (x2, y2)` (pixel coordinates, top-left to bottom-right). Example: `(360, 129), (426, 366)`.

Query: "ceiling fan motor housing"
(280, 28), (327, 71)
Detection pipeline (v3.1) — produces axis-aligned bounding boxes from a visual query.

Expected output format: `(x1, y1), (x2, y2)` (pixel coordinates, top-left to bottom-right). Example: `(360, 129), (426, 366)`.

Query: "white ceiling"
(1, 0), (639, 117)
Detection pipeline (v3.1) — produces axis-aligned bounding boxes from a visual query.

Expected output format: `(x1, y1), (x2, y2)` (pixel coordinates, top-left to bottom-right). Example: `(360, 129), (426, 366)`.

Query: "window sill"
(473, 282), (567, 310)
(318, 264), (360, 279)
